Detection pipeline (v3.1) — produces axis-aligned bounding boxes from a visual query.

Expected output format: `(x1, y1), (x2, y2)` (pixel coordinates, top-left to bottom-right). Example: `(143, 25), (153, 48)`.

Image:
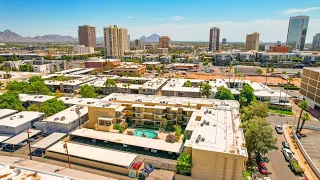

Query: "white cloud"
(170, 16), (187, 21)
(129, 19), (320, 42)
(127, 16), (134, 19)
(282, 7), (320, 15)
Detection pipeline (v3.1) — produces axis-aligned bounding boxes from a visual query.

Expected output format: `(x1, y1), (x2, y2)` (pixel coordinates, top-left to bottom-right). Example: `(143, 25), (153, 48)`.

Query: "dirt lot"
(162, 72), (301, 87)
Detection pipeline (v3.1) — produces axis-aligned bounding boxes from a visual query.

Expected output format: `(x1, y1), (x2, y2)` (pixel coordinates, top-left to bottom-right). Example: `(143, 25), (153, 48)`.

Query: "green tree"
(287, 77), (293, 85)
(198, 81), (204, 97)
(257, 68), (263, 76)
(160, 118), (167, 131)
(200, 83), (212, 98)
(28, 76), (44, 83)
(174, 125), (182, 137)
(0, 81), (3, 90)
(80, 84), (97, 98)
(296, 100), (310, 134)
(12, 52), (18, 61)
(299, 112), (311, 133)
(29, 81), (51, 94)
(19, 64), (34, 72)
(295, 72), (301, 77)
(104, 78), (117, 94)
(215, 86), (234, 100)
(266, 67), (270, 84)
(5, 81), (29, 93)
(27, 104), (40, 111)
(176, 153), (192, 176)
(156, 67), (161, 74)
(0, 92), (25, 111)
(162, 64), (166, 74)
(0, 56), (6, 63)
(240, 84), (256, 104)
(241, 101), (269, 122)
(184, 80), (192, 87)
(39, 98), (66, 117)
(243, 116), (278, 157)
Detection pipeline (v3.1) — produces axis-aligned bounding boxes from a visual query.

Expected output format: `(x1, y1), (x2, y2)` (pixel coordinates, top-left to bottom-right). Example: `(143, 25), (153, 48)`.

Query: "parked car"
(282, 141), (290, 150)
(144, 164), (154, 174)
(282, 148), (294, 161)
(258, 162), (268, 175)
(275, 125), (283, 134)
(256, 153), (269, 163)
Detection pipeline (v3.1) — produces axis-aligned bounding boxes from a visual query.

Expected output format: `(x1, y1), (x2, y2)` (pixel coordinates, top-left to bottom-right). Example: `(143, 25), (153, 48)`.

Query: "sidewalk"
(283, 125), (318, 180)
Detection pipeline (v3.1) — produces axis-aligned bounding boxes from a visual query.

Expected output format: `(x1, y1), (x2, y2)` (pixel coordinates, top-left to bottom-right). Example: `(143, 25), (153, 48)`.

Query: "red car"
(132, 162), (143, 170)
(258, 162), (268, 175)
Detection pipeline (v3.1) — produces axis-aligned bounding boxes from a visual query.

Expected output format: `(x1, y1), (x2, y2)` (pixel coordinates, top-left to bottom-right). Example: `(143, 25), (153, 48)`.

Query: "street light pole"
(63, 142), (71, 169)
(27, 129), (32, 160)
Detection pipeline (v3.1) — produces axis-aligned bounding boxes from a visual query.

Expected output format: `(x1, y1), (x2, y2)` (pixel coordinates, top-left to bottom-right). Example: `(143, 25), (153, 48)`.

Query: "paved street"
(266, 114), (320, 180)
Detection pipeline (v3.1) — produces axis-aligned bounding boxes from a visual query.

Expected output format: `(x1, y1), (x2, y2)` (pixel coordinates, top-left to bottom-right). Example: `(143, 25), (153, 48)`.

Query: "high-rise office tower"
(286, 16), (309, 51)
(312, 33), (320, 51)
(78, 25), (96, 48)
(135, 39), (141, 46)
(159, 36), (171, 48)
(104, 25), (129, 57)
(209, 27), (220, 51)
(222, 38), (227, 45)
(246, 32), (260, 51)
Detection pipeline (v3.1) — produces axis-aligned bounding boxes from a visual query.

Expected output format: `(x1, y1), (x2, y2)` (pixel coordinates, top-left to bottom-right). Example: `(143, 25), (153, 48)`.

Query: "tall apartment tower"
(78, 25), (96, 48)
(246, 32), (260, 51)
(312, 33), (320, 51)
(286, 16), (309, 51)
(159, 36), (171, 48)
(222, 38), (227, 45)
(104, 25), (129, 57)
(209, 27), (220, 51)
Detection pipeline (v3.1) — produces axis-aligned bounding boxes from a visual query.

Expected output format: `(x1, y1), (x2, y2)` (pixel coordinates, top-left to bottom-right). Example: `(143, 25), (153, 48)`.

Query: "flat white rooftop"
(3, 129), (41, 145)
(70, 68), (94, 75)
(58, 68), (83, 74)
(48, 141), (137, 167)
(58, 96), (100, 106)
(0, 111), (44, 128)
(71, 128), (183, 153)
(0, 134), (13, 143)
(44, 105), (88, 124)
(19, 94), (55, 103)
(0, 109), (18, 119)
(31, 132), (66, 149)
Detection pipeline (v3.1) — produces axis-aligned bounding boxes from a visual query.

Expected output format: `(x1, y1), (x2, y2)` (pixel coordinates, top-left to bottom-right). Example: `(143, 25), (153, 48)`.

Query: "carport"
(2, 129), (40, 151)
(31, 132), (66, 156)
(0, 134), (13, 149)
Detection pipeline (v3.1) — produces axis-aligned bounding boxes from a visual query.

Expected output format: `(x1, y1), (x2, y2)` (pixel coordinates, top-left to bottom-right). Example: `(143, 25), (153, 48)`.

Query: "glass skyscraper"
(286, 16), (309, 51)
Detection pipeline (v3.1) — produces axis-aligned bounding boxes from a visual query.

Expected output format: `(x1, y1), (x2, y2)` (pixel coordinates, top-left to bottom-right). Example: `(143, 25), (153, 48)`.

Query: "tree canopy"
(241, 101), (269, 122)
(80, 84), (97, 98)
(184, 80), (192, 87)
(0, 56), (6, 63)
(240, 84), (256, 104)
(19, 64), (34, 72)
(215, 86), (234, 100)
(200, 83), (212, 98)
(0, 92), (25, 111)
(6, 76), (50, 95)
(39, 98), (66, 117)
(176, 153), (192, 176)
(243, 116), (278, 156)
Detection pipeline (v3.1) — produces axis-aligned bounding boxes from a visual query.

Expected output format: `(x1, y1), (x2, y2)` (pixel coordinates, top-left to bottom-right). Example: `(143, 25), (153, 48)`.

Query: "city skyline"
(0, 0), (320, 42)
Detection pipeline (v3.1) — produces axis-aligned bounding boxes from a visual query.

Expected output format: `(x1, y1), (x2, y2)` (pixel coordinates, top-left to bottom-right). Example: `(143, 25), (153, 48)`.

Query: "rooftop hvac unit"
(19, 115), (24, 118)
(54, 117), (59, 121)
(195, 139), (200, 143)
(203, 120), (206, 124)
(208, 111), (212, 114)
(200, 123), (204, 127)
(60, 116), (66, 120)
(66, 98), (69, 100)
(10, 117), (14, 120)
(201, 138), (205, 142)
(206, 121), (209, 126)
(39, 96), (43, 98)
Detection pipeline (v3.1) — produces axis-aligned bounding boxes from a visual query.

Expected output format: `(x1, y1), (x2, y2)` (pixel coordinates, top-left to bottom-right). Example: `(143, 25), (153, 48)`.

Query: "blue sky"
(0, 0), (320, 42)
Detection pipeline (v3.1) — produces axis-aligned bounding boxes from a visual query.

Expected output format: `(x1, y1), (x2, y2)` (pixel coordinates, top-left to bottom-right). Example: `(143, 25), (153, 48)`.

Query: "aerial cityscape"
(0, 0), (320, 180)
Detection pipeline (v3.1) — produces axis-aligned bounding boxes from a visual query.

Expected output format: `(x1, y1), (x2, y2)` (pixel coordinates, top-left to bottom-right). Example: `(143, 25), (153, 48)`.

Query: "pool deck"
(123, 128), (174, 141)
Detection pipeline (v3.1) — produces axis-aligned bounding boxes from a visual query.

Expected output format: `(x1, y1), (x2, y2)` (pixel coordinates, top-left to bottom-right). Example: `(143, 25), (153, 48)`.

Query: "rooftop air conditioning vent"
(10, 117), (14, 120)
(200, 123), (204, 127)
(203, 120), (206, 124)
(201, 138), (205, 142)
(61, 116), (66, 120)
(54, 117), (59, 121)
(39, 96), (43, 98)
(66, 98), (69, 100)
(206, 122), (209, 126)
(195, 139), (199, 143)
(208, 111), (212, 114)
(19, 115), (24, 118)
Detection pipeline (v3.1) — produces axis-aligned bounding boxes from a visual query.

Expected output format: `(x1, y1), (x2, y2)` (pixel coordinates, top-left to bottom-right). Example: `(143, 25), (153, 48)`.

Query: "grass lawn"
(269, 108), (295, 115)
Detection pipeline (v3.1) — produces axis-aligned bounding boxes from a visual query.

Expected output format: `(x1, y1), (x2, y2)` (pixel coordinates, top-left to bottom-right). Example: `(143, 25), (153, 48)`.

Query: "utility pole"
(27, 129), (32, 160)
(75, 105), (81, 129)
(63, 142), (71, 169)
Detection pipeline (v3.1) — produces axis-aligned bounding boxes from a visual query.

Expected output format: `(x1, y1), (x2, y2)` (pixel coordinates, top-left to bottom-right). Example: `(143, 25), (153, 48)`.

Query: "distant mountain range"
(0, 29), (77, 43)
(140, 33), (161, 43)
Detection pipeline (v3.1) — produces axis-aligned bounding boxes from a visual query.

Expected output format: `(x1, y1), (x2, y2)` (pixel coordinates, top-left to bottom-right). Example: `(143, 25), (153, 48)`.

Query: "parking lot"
(299, 130), (320, 172)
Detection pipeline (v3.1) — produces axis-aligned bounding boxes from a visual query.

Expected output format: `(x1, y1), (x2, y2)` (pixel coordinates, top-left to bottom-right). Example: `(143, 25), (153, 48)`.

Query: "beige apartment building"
(104, 25), (129, 57)
(78, 25), (96, 48)
(159, 36), (171, 48)
(246, 32), (260, 51)
(300, 68), (320, 109)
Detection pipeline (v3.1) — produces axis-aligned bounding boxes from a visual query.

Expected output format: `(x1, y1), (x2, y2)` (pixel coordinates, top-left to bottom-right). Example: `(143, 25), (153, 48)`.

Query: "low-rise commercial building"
(35, 105), (88, 134)
(19, 94), (55, 108)
(268, 44), (289, 53)
(300, 68), (320, 109)
(0, 109), (18, 119)
(143, 61), (161, 69)
(0, 111), (44, 135)
(45, 76), (97, 93)
(72, 45), (94, 54)
(172, 63), (198, 70)
(112, 63), (146, 75)
(84, 58), (121, 68)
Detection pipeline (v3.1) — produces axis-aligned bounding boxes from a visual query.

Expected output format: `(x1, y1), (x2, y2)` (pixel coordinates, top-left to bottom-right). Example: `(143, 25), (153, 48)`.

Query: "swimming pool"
(133, 129), (158, 138)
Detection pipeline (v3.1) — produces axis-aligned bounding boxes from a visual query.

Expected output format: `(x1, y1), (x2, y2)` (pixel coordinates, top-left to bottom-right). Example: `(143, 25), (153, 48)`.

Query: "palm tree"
(123, 84), (127, 93)
(257, 68), (263, 76)
(299, 113), (311, 133)
(287, 77), (293, 85)
(104, 79), (117, 94)
(237, 73), (243, 89)
(278, 71), (287, 110)
(296, 100), (310, 134)
(126, 83), (131, 93)
(0, 81), (3, 91)
(265, 67), (270, 84)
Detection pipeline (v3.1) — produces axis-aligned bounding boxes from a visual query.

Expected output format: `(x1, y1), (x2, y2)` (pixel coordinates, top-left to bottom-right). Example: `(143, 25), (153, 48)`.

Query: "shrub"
(114, 124), (124, 133)
(127, 130), (133, 135)
(153, 136), (159, 140)
(122, 122), (128, 129)
(284, 86), (300, 90)
(289, 125), (293, 129)
(292, 139), (296, 143)
(166, 134), (176, 143)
